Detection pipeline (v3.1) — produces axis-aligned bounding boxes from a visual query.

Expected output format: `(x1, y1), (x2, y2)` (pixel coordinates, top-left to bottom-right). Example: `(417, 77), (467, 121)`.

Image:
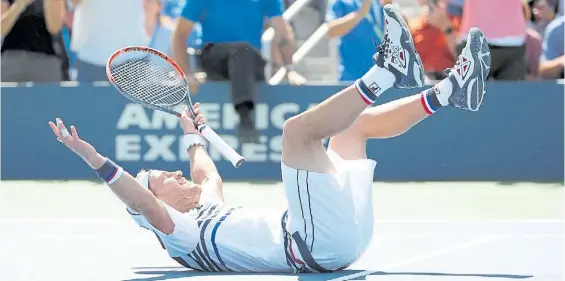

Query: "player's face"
(148, 170), (202, 212)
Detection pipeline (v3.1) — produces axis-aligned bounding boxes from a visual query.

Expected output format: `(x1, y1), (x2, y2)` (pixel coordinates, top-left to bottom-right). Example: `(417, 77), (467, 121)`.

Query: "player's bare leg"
(329, 27), (492, 161)
(282, 5), (424, 173)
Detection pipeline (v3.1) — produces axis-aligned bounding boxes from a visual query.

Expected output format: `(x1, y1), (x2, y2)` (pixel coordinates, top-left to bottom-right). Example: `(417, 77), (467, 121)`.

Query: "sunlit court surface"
(0, 181), (562, 281)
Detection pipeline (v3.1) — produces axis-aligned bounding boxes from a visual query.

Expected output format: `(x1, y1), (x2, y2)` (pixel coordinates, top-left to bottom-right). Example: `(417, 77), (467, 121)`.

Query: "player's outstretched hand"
(48, 118), (99, 166)
(180, 103), (207, 135)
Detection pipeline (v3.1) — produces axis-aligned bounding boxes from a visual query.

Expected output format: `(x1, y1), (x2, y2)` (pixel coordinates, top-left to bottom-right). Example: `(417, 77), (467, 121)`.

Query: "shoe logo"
(455, 56), (471, 80)
(369, 82), (381, 94)
(390, 45), (407, 69)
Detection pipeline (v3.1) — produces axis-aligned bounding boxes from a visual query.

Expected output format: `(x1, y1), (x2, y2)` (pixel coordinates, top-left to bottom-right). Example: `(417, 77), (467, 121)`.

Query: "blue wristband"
(94, 158), (123, 184)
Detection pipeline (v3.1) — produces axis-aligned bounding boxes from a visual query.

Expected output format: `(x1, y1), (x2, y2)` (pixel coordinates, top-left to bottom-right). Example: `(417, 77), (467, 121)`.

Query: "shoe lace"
(375, 34), (392, 59)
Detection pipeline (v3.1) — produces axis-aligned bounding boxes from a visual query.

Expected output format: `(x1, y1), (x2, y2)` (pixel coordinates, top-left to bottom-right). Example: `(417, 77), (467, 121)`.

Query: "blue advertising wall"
(1, 81), (563, 182)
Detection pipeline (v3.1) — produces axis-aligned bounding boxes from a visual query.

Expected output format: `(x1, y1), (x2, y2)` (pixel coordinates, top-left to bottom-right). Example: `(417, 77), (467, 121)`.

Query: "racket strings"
(109, 53), (187, 107)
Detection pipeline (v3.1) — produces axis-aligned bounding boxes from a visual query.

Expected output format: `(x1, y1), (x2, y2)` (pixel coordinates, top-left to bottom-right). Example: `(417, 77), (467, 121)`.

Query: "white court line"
(327, 235), (507, 281)
(0, 218), (563, 224)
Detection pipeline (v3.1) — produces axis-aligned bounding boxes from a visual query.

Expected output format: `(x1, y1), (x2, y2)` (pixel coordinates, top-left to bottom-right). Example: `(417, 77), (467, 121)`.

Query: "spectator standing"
(409, 0), (460, 80)
(326, 0), (386, 82)
(1, 0), (68, 82)
(69, 0), (151, 82)
(458, 0), (527, 80)
(172, 0), (306, 143)
(539, 15), (564, 79)
(522, 0), (543, 80)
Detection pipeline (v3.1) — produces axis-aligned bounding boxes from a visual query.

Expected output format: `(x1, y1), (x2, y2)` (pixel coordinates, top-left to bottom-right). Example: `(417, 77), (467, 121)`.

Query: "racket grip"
(199, 125), (245, 168)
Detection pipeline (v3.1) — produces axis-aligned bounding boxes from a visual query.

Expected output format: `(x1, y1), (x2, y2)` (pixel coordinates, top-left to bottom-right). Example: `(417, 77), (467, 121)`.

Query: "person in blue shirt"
(150, 0), (202, 57)
(326, 0), (387, 82)
(172, 0), (306, 143)
(539, 15), (564, 79)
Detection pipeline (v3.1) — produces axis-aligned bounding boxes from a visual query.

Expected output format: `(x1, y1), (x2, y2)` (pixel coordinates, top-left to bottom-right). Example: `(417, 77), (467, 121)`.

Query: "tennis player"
(49, 5), (490, 273)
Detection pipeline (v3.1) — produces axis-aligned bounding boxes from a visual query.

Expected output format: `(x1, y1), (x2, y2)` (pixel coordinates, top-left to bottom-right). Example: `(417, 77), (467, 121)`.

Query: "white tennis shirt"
(128, 198), (290, 272)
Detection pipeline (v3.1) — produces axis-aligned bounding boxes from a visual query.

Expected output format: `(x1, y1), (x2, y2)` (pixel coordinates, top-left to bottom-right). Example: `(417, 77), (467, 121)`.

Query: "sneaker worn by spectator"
(70, 0), (150, 82)
(172, 0), (306, 144)
(1, 0), (68, 82)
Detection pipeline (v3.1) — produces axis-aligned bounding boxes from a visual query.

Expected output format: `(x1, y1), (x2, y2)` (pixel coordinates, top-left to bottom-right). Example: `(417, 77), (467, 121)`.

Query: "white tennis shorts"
(281, 150), (377, 272)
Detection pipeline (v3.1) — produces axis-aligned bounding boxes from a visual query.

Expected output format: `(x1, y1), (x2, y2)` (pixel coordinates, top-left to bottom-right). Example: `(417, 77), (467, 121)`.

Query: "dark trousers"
(457, 43), (527, 80)
(198, 42), (266, 107)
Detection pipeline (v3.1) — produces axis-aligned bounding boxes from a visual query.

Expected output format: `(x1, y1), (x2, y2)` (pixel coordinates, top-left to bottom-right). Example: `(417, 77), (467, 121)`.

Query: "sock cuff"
(355, 79), (378, 105)
(421, 87), (443, 115)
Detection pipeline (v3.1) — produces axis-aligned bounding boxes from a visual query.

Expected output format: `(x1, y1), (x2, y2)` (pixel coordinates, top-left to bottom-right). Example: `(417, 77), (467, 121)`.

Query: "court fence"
(1, 81), (563, 182)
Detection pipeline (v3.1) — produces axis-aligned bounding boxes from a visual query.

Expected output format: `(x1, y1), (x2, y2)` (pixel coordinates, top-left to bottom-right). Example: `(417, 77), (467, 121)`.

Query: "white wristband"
(182, 134), (207, 151)
(107, 167), (123, 185)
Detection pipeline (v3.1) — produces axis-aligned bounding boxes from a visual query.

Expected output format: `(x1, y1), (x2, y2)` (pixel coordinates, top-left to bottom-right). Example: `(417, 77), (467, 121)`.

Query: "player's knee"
(282, 115), (314, 145)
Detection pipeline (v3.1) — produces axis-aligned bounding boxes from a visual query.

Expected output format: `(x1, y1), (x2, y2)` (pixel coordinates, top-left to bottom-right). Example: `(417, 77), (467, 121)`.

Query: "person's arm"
(172, 17), (195, 76)
(188, 144), (224, 202)
(43, 0), (65, 34)
(270, 16), (295, 68)
(173, 0), (203, 92)
(539, 55), (565, 78)
(1, 0), (31, 36)
(180, 104), (224, 202)
(427, 4), (458, 58)
(539, 20), (565, 79)
(267, 0), (306, 84)
(88, 153), (176, 233)
(326, 0), (371, 38)
(48, 118), (175, 234)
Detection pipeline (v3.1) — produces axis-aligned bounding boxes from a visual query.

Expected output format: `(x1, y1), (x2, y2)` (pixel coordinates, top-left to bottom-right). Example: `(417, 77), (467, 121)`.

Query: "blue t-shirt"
(541, 16), (564, 62)
(151, 0), (201, 51)
(181, 0), (283, 50)
(326, 0), (385, 81)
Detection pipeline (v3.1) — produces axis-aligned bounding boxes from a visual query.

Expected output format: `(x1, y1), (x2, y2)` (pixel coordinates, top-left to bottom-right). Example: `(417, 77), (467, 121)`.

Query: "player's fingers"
(181, 105), (190, 118)
(193, 106), (200, 116)
(70, 126), (80, 140)
(49, 121), (61, 137)
(194, 102), (200, 109)
(56, 118), (71, 138)
(195, 115), (206, 125)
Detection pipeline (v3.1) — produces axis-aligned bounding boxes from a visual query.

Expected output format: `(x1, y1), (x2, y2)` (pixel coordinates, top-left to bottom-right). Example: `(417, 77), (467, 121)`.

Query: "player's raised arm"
(179, 104), (224, 203)
(48, 118), (176, 234)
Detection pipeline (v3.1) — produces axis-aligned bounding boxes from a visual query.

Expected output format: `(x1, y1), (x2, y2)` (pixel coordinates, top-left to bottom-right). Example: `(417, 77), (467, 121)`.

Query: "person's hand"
(48, 118), (102, 168)
(187, 74), (201, 95)
(426, 2), (452, 31)
(180, 103), (206, 135)
(287, 70), (307, 85)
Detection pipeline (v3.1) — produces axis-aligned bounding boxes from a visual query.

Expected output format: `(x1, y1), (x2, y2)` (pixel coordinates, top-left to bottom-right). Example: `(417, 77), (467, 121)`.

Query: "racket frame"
(106, 46), (245, 168)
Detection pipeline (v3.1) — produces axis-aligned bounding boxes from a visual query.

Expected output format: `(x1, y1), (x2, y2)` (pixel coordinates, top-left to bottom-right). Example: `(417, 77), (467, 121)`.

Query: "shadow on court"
(124, 267), (534, 281)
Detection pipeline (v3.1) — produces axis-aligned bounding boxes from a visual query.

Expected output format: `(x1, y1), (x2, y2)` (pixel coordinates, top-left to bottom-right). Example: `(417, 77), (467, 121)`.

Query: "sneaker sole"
(463, 27), (491, 111)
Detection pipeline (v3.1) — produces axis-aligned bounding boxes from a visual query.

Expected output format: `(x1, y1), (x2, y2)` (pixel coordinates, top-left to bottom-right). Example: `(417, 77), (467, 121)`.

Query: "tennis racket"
(106, 46), (245, 168)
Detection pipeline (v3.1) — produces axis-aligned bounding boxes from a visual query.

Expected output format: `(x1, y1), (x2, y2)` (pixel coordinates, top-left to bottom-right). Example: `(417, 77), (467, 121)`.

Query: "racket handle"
(199, 125), (245, 168)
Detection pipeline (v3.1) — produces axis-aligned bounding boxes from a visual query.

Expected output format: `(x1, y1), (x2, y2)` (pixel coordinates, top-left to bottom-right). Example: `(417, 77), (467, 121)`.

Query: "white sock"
(355, 65), (396, 104)
(435, 79), (453, 106)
